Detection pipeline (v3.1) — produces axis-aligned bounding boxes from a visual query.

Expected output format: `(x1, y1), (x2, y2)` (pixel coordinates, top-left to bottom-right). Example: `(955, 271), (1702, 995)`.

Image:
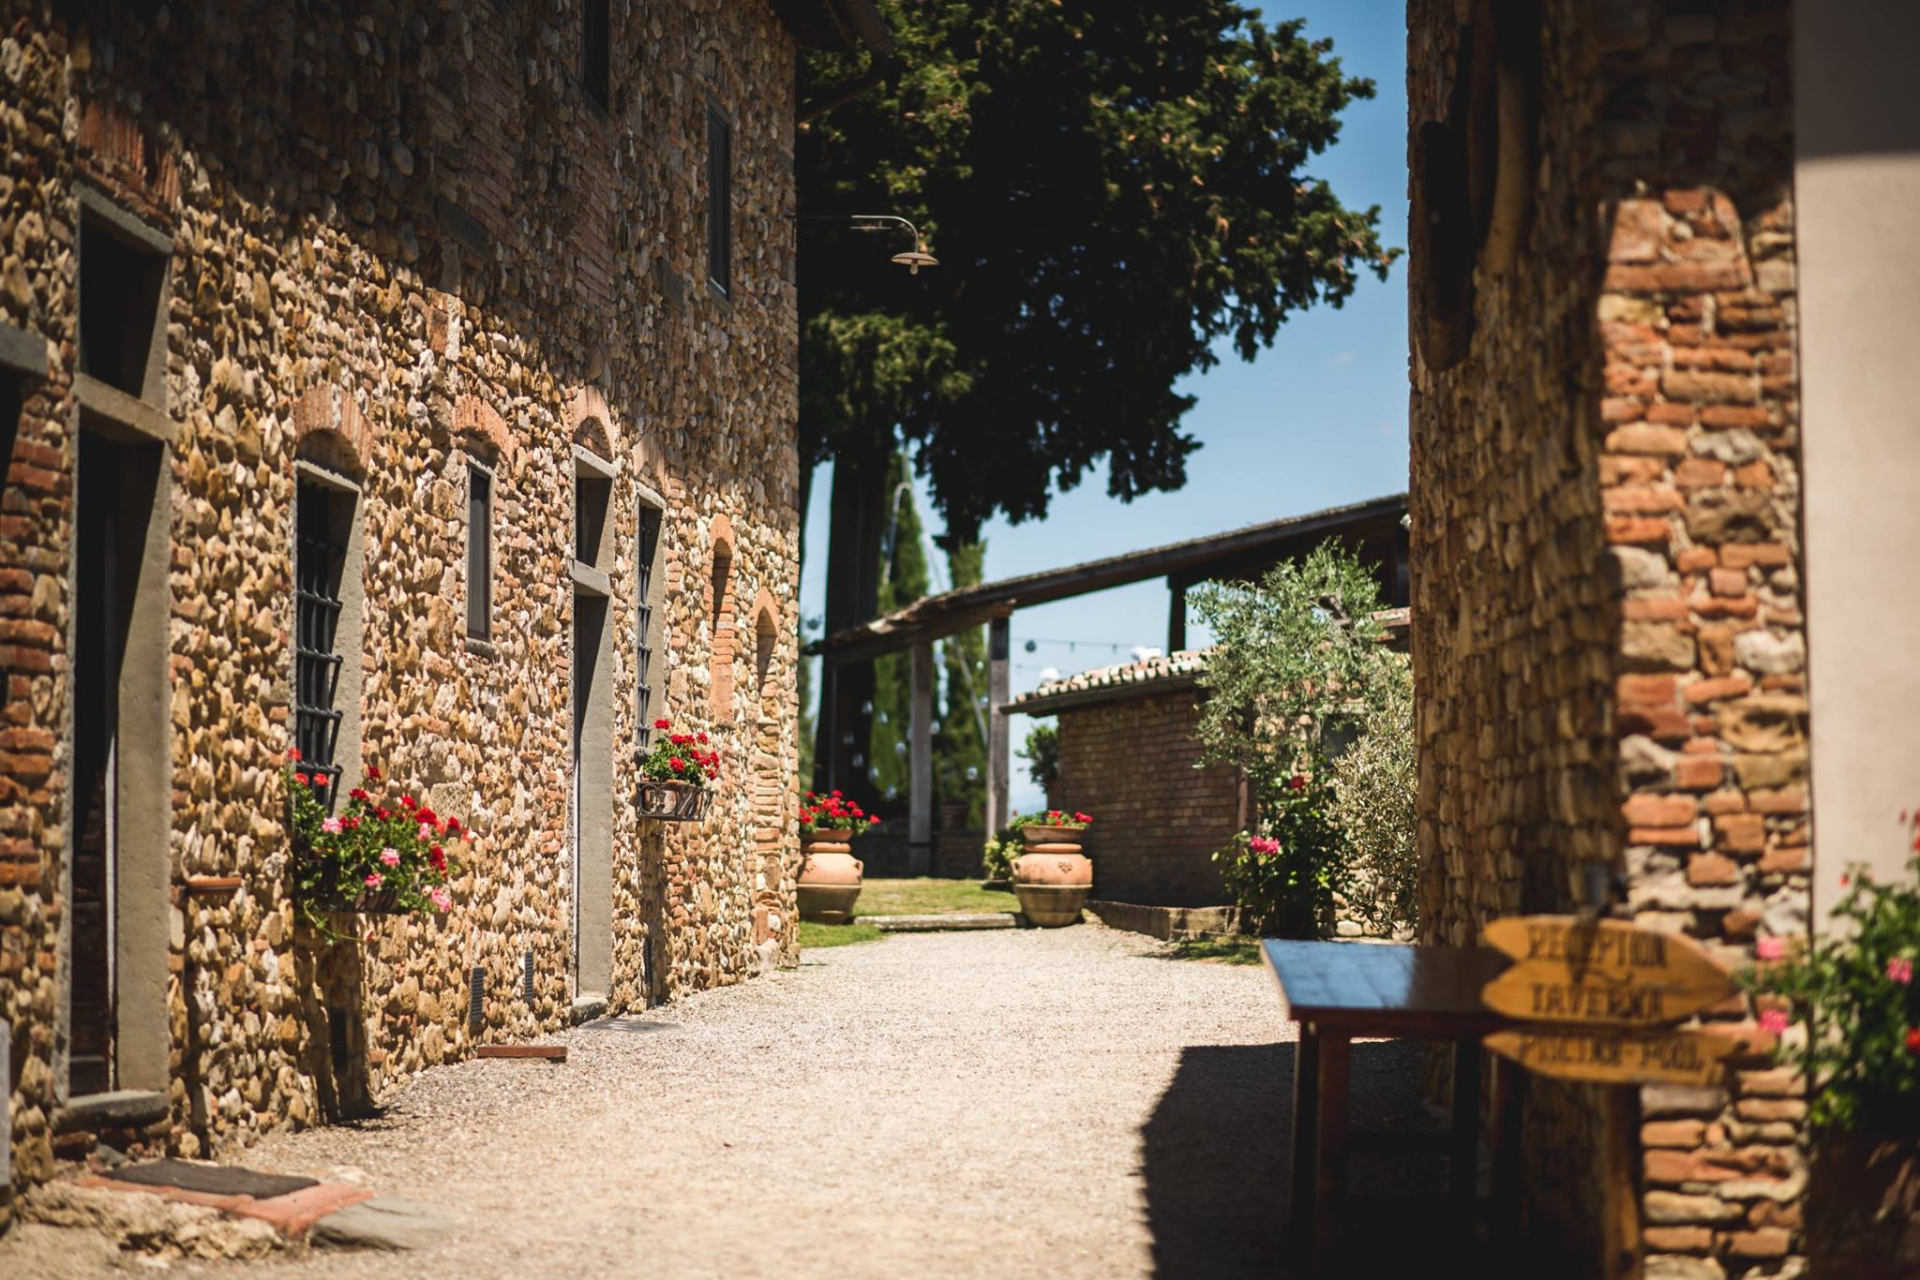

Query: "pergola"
(807, 493), (1410, 873)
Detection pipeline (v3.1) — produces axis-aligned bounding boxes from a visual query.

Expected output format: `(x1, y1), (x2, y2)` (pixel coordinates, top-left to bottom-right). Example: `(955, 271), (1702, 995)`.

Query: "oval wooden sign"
(1480, 915), (1735, 1026)
(1484, 1026), (1736, 1086)
(1480, 960), (1733, 1027)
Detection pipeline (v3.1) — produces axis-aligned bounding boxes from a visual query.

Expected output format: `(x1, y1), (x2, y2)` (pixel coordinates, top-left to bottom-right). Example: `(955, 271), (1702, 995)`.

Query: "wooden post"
(1602, 1085), (1644, 1280)
(1311, 1030), (1352, 1274)
(908, 640), (934, 876)
(985, 613), (1011, 834)
(1167, 577), (1187, 653)
(1450, 1037), (1483, 1247)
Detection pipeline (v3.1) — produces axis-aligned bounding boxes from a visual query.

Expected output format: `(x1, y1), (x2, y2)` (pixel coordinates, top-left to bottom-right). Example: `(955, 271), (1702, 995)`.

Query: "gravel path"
(160, 926), (1439, 1277)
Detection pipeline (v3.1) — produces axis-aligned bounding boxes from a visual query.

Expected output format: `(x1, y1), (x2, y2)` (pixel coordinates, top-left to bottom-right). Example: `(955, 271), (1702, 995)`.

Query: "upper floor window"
(635, 503), (663, 745)
(707, 106), (731, 296)
(467, 463), (493, 640)
(583, 0), (610, 111)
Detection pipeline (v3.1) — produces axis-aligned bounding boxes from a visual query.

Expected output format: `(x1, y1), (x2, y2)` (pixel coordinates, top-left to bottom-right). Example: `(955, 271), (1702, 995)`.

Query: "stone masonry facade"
(0, 0), (828, 1221)
(1409, 1), (1807, 1274)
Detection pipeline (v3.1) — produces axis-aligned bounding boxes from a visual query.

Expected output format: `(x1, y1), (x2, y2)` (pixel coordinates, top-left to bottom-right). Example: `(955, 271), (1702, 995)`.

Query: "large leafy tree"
(802, 1), (1395, 796)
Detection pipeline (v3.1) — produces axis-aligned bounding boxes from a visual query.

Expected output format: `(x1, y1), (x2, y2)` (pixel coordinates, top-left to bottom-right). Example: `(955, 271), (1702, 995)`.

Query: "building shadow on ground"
(1139, 1040), (1456, 1278)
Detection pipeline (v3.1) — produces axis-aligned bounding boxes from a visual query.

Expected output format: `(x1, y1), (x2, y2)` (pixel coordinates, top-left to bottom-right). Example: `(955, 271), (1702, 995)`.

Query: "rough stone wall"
(0, 0), (803, 1214)
(1409, 1), (1807, 1273)
(1052, 690), (1241, 908)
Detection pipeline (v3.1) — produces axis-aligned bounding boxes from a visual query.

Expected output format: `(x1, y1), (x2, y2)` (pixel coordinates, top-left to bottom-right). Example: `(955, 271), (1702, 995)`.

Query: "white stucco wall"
(1796, 2), (1920, 917)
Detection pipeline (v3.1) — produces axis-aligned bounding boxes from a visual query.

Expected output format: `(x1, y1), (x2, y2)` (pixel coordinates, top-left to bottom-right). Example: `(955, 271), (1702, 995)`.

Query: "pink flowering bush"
(1741, 810), (1920, 1130)
(1212, 773), (1344, 939)
(285, 750), (462, 937)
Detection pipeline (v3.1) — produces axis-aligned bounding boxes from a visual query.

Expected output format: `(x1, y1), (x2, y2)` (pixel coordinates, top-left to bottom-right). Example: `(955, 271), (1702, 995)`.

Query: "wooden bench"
(1262, 939), (1520, 1274)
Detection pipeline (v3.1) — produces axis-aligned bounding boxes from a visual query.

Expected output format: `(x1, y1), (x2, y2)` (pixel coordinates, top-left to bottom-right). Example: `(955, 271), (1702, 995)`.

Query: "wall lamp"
(800, 214), (939, 274)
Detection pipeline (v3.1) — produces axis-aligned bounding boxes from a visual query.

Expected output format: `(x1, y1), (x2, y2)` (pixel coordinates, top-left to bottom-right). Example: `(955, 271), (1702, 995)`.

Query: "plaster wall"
(1794, 1), (1920, 912)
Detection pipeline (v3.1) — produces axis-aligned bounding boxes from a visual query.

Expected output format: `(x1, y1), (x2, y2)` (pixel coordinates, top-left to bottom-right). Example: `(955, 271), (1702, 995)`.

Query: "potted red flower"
(1010, 810), (1093, 927)
(284, 750), (463, 940)
(798, 791), (880, 924)
(637, 718), (719, 821)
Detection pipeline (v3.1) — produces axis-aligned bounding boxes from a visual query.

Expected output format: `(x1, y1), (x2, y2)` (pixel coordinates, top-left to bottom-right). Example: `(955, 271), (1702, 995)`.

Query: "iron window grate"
(294, 485), (346, 791)
(635, 506), (660, 744)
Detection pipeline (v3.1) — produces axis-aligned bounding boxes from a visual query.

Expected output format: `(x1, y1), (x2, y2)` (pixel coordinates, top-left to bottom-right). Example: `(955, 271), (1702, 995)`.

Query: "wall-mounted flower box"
(635, 779), (711, 823)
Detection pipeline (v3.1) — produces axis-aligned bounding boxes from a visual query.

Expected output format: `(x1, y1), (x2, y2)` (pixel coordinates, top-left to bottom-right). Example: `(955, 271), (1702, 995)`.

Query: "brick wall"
(1408, 1), (1807, 1273)
(1051, 690), (1241, 908)
(0, 0), (806, 1214)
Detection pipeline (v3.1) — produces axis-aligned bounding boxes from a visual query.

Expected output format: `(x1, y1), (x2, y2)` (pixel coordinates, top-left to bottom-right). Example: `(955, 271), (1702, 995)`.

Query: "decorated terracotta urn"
(1012, 822), (1092, 927)
(798, 828), (864, 924)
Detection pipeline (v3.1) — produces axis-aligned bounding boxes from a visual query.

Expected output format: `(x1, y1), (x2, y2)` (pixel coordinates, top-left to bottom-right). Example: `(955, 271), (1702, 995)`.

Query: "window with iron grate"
(295, 480), (347, 790)
(635, 504), (661, 744)
(467, 464), (493, 640)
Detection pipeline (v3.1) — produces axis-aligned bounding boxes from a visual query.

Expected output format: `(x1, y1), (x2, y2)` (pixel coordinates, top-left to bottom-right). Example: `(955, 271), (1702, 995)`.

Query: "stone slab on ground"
(868, 912), (1018, 932)
(232, 1182), (376, 1237)
(1086, 899), (1239, 941)
(310, 1198), (459, 1252)
(107, 1157), (317, 1200)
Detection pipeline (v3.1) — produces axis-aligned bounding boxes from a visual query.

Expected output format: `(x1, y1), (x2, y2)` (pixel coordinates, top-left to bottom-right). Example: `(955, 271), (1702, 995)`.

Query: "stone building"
(0, 0), (893, 1223)
(1408, 0), (1919, 1274)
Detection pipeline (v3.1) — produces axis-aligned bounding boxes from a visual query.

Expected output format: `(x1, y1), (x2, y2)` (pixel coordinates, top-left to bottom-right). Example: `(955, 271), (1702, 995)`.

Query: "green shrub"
(1329, 656), (1418, 934)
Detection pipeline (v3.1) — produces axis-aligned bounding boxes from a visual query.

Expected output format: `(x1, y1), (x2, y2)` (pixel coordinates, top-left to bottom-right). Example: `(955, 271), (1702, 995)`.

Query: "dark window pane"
(295, 479), (347, 790)
(583, 0), (610, 109)
(635, 505), (659, 741)
(707, 109), (730, 294)
(79, 217), (167, 398)
(468, 467), (492, 639)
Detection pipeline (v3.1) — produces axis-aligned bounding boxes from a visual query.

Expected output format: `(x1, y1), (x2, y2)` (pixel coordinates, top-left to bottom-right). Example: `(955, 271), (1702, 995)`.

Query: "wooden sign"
(1480, 916), (1736, 1027)
(1484, 1026), (1737, 1086)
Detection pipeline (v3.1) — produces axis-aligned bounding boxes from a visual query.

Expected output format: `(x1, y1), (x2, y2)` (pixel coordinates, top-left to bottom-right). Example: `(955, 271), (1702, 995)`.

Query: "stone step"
(867, 913), (1021, 932)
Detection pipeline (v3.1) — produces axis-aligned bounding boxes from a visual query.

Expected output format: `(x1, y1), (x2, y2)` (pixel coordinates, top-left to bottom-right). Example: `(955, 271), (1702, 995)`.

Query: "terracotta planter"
(1012, 825), (1091, 926)
(1809, 1129), (1920, 1278)
(798, 829), (863, 924)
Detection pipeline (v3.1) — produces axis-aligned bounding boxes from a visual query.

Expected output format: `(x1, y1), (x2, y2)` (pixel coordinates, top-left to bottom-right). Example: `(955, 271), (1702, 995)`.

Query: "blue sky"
(800, 1), (1411, 815)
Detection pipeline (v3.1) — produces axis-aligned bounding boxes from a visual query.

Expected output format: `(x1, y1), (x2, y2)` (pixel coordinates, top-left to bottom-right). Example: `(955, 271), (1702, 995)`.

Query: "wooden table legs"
(1290, 1023), (1352, 1273)
(1451, 1036), (1483, 1239)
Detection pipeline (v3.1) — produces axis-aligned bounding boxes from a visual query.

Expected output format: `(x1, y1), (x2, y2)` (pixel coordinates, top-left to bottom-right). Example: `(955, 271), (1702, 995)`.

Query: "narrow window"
(78, 211), (168, 401)
(755, 607), (776, 696)
(467, 465), (492, 640)
(634, 504), (661, 744)
(294, 480), (349, 790)
(709, 537), (735, 718)
(582, 0), (610, 111)
(707, 106), (731, 295)
(575, 467), (611, 568)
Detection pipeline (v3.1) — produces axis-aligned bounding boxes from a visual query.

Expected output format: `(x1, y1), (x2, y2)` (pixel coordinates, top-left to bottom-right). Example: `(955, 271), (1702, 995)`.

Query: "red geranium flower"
(1908, 1027), (1920, 1058)
(670, 757), (686, 772)
(287, 748), (302, 762)
(375, 807), (392, 820)
(429, 845), (448, 872)
(654, 718), (671, 731)
(366, 765), (382, 780)
(1074, 812), (1091, 823)
(294, 772), (309, 785)
(312, 774), (329, 788)
(697, 732), (708, 745)
(401, 795), (417, 809)
(417, 807), (437, 826)
(446, 816), (462, 834)
(350, 787), (370, 802)
(1287, 775), (1307, 790)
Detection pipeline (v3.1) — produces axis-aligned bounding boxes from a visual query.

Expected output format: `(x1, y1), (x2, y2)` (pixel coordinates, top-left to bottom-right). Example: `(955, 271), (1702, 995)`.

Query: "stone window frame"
(290, 456), (367, 802)
(62, 189), (176, 1106)
(632, 480), (666, 749)
(465, 459), (497, 646)
(74, 184), (171, 412)
(706, 97), (733, 300)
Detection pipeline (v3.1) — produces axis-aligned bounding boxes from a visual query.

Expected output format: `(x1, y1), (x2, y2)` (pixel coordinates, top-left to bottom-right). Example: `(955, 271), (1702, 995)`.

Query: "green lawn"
(1164, 937), (1263, 965)
(854, 877), (1021, 918)
(798, 919), (885, 949)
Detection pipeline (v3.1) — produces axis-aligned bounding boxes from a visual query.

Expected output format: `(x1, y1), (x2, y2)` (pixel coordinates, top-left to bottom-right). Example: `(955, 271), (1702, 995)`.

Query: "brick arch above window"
(454, 392), (515, 463)
(708, 515), (737, 722)
(567, 384), (619, 460)
(292, 384), (372, 476)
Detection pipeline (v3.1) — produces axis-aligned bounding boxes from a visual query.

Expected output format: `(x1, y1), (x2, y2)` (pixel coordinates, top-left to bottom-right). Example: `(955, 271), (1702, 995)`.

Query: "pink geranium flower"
(380, 847), (401, 867)
(1754, 936), (1786, 961)
(1889, 957), (1915, 986)
(364, 871), (384, 888)
(321, 817), (343, 835)
(1759, 1009), (1790, 1035)
(430, 887), (453, 912)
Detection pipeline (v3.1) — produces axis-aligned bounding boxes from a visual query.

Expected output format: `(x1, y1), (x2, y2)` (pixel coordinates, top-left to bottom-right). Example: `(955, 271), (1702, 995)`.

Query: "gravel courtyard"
(26, 924), (1444, 1278)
